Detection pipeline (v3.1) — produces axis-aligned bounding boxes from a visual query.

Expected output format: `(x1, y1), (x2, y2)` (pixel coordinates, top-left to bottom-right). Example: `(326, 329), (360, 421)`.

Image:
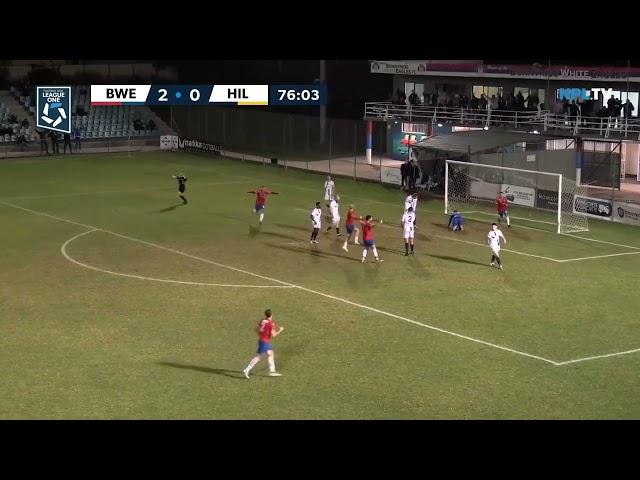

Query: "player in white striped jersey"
(487, 223), (507, 269)
(401, 207), (416, 256)
(404, 191), (418, 226)
(326, 195), (343, 237)
(309, 202), (322, 244)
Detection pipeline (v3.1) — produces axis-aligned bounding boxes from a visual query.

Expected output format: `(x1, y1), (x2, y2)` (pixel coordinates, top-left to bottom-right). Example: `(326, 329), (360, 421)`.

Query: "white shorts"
(332, 217), (340, 227)
(491, 247), (501, 255)
(403, 228), (414, 239)
(312, 222), (321, 229)
(324, 193), (332, 202)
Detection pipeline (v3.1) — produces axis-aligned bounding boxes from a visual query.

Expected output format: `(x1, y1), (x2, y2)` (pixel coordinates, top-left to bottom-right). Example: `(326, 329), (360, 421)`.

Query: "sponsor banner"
(502, 184), (535, 208)
(536, 189), (575, 211)
(573, 195), (613, 219)
(36, 86), (72, 133)
(160, 135), (176, 150)
(469, 180), (501, 200)
(381, 166), (402, 185)
(177, 137), (221, 156)
(612, 201), (640, 226)
(370, 61), (640, 82)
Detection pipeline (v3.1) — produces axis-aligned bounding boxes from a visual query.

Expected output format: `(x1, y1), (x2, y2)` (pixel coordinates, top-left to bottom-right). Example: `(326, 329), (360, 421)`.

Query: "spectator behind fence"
(400, 159), (410, 190)
(408, 90), (419, 105)
(408, 159), (421, 190)
(74, 125), (82, 150)
(63, 132), (72, 154)
(623, 99), (635, 118)
(38, 129), (49, 155)
(49, 130), (59, 154)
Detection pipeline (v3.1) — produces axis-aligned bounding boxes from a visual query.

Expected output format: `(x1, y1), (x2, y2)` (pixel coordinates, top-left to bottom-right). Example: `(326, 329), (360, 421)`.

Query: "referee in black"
(172, 172), (188, 204)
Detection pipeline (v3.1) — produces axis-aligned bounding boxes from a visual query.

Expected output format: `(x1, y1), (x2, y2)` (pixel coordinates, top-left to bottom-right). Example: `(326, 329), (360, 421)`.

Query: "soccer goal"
(444, 160), (589, 233)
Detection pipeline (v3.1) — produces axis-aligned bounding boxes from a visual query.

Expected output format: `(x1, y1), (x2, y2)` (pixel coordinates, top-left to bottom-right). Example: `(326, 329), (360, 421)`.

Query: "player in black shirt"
(172, 173), (188, 204)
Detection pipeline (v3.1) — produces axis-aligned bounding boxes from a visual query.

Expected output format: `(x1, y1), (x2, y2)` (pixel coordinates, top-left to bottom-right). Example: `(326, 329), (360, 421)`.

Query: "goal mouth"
(445, 160), (590, 234)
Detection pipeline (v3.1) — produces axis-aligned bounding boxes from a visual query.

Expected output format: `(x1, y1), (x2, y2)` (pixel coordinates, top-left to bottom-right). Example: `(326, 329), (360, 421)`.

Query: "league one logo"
(36, 86), (72, 133)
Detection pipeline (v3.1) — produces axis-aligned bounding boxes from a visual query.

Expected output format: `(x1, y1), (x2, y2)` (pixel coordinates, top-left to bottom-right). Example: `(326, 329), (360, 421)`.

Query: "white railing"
(364, 102), (640, 139)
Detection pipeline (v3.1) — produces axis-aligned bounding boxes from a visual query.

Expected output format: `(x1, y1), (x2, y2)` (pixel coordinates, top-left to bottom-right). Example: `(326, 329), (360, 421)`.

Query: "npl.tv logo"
(37, 86), (72, 133)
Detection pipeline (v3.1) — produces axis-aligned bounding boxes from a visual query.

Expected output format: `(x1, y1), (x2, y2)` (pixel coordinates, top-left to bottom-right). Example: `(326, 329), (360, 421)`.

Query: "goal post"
(444, 159), (589, 234)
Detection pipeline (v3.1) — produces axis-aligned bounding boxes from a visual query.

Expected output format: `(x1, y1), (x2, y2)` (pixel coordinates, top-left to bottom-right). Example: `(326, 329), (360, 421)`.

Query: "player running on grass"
(172, 172), (188, 204)
(326, 195), (343, 237)
(247, 186), (279, 224)
(488, 223), (507, 269)
(243, 309), (284, 378)
(401, 206), (416, 256)
(496, 191), (511, 228)
(341, 204), (361, 252)
(360, 215), (383, 263)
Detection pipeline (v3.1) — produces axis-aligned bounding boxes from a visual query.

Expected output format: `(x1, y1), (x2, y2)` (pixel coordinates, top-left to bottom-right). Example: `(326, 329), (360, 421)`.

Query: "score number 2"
(157, 88), (201, 102)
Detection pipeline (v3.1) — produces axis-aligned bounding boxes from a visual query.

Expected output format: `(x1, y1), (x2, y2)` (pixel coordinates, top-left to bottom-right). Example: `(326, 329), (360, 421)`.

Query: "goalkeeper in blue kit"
(448, 210), (464, 231)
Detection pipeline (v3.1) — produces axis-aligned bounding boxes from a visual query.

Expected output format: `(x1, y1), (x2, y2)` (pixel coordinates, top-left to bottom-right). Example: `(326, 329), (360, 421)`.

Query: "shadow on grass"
(157, 362), (246, 379)
(266, 242), (363, 262)
(425, 253), (489, 267)
(149, 203), (184, 214)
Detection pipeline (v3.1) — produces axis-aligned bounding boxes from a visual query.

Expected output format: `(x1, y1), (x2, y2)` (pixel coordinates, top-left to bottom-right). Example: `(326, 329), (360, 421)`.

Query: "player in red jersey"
(341, 204), (361, 252)
(247, 186), (279, 224)
(242, 309), (284, 378)
(496, 191), (511, 228)
(359, 215), (383, 263)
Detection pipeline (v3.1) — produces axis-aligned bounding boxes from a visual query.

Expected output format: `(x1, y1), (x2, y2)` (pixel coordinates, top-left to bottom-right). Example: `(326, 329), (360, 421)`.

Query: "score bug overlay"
(90, 84), (326, 106)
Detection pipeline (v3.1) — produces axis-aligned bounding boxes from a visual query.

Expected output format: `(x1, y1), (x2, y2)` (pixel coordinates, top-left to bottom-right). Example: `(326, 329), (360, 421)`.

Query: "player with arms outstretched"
(341, 204), (361, 252)
(248, 186), (279, 224)
(401, 207), (416, 255)
(448, 210), (464, 231)
(404, 191), (418, 225)
(172, 172), (188, 204)
(496, 191), (511, 228)
(487, 223), (507, 269)
(360, 215), (383, 263)
(242, 309), (284, 378)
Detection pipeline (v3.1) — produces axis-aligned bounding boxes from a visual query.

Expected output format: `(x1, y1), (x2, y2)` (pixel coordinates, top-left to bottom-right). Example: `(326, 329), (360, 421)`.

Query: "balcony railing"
(364, 102), (640, 139)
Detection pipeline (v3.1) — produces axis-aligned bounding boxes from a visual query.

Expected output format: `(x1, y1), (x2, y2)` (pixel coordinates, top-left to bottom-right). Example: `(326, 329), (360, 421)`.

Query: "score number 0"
(157, 88), (201, 102)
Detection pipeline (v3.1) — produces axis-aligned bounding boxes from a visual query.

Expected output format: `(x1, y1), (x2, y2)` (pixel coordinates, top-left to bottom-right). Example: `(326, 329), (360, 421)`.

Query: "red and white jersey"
(254, 189), (273, 206)
(361, 221), (374, 241)
(496, 196), (508, 213)
(346, 208), (357, 225)
(257, 317), (276, 341)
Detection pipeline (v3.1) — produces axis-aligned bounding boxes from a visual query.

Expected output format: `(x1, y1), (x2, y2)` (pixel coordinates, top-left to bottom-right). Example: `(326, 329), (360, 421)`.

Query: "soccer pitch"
(2, 150), (640, 419)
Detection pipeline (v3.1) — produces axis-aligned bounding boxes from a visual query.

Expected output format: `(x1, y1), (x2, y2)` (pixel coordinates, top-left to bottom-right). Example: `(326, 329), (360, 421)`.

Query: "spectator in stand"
(49, 131), (59, 154)
(147, 119), (156, 132)
(607, 95), (617, 116)
(400, 159), (410, 190)
(63, 132), (72, 154)
(562, 97), (569, 116)
(515, 91), (525, 111)
(431, 92), (438, 107)
(21, 118), (29, 129)
(479, 94), (488, 110)
(497, 94), (505, 110)
(38, 129), (49, 155)
(623, 99), (635, 118)
(408, 159), (421, 190)
(74, 125), (82, 150)
(459, 93), (469, 109)
(408, 90), (419, 105)
(470, 93), (479, 110)
(568, 100), (579, 125)
(490, 94), (498, 111)
(422, 92), (430, 106)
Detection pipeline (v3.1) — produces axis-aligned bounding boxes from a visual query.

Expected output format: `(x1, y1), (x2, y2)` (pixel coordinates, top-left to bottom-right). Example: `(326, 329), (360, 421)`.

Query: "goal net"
(445, 160), (589, 233)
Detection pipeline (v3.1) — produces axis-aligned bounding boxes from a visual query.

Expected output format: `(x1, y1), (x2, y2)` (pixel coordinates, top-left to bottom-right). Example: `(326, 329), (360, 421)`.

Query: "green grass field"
(2, 150), (640, 419)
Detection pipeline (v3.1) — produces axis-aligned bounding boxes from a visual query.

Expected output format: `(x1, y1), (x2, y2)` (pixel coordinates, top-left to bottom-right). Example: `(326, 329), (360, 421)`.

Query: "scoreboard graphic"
(90, 84), (327, 106)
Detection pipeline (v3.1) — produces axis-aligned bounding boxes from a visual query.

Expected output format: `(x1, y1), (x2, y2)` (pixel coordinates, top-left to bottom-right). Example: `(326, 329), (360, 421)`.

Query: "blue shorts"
(499, 211), (508, 218)
(452, 220), (462, 229)
(255, 204), (265, 212)
(257, 340), (272, 354)
(346, 224), (354, 235)
(363, 239), (374, 248)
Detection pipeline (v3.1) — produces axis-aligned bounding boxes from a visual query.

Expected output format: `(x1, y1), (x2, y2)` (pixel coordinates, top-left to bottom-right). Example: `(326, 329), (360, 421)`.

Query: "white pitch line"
(3, 179), (253, 201)
(61, 229), (293, 289)
(556, 347), (640, 365)
(431, 234), (563, 263)
(561, 233), (640, 251)
(557, 251), (640, 263)
(1, 199), (559, 366)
